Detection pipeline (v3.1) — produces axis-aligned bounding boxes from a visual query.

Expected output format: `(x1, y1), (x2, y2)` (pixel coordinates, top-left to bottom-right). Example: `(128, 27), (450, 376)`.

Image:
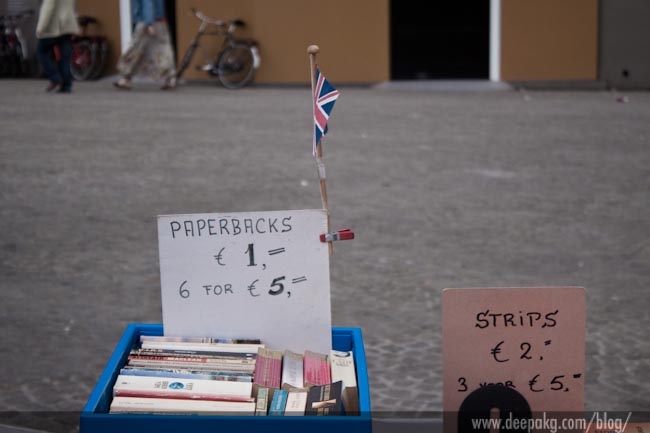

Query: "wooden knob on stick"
(307, 45), (320, 54)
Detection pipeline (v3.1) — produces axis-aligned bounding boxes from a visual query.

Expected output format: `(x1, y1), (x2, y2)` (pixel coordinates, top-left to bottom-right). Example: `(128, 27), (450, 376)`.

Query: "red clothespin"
(320, 228), (355, 243)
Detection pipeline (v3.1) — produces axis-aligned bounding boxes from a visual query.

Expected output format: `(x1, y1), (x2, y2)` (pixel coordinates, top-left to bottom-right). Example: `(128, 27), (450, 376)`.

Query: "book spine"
(139, 341), (264, 353)
(130, 348), (256, 359)
(253, 348), (282, 389)
(254, 386), (269, 416)
(284, 390), (308, 416)
(112, 374), (253, 401)
(268, 389), (288, 416)
(330, 350), (359, 414)
(140, 335), (262, 345)
(119, 367), (253, 382)
(125, 359), (255, 373)
(305, 381), (343, 416)
(303, 350), (331, 386)
(109, 396), (256, 414)
(127, 355), (255, 365)
(112, 389), (254, 402)
(329, 350), (357, 387)
(127, 359), (255, 375)
(281, 350), (304, 389)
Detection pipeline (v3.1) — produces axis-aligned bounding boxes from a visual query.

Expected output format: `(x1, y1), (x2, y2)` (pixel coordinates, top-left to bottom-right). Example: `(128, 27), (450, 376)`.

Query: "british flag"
(313, 67), (340, 156)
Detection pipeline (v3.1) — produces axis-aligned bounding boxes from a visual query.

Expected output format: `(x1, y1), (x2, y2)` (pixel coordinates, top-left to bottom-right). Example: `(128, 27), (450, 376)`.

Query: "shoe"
(57, 88), (71, 94)
(46, 81), (61, 92)
(161, 77), (176, 90)
(113, 77), (132, 90)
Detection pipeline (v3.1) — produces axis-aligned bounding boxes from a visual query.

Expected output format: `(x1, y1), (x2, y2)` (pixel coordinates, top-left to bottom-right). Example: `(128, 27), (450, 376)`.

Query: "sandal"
(161, 77), (177, 90)
(113, 77), (132, 90)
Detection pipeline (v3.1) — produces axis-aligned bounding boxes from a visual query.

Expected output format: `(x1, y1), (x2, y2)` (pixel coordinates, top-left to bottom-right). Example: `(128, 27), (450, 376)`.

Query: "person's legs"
(114, 23), (149, 89)
(57, 35), (74, 92)
(36, 37), (61, 90)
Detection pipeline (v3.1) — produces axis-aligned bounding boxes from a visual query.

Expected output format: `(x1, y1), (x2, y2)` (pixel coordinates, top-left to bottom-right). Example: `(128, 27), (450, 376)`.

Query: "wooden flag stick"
(308, 44), (333, 254)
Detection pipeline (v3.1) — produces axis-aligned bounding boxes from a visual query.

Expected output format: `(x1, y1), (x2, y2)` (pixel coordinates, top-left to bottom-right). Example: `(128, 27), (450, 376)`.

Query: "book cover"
(303, 350), (331, 387)
(252, 348), (282, 398)
(268, 388), (288, 416)
(305, 380), (343, 416)
(281, 350), (304, 390)
(254, 386), (269, 416)
(112, 374), (254, 402)
(284, 389), (308, 416)
(329, 349), (360, 414)
(109, 396), (255, 414)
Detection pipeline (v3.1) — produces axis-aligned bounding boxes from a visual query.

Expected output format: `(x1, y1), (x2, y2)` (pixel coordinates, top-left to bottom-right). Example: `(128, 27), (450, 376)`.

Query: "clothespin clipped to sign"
(320, 228), (355, 243)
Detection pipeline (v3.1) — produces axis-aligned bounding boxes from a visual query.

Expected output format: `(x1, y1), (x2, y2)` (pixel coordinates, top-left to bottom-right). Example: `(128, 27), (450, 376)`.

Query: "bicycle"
(176, 7), (260, 89)
(70, 15), (109, 81)
(0, 9), (34, 78)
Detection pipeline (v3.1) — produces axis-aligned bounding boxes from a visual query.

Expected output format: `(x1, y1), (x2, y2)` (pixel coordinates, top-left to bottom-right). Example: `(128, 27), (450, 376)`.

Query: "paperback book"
(305, 380), (343, 416)
(268, 388), (289, 416)
(109, 396), (255, 414)
(281, 350), (304, 390)
(303, 350), (331, 387)
(119, 367), (253, 382)
(254, 386), (269, 416)
(112, 374), (254, 402)
(330, 349), (360, 414)
(252, 348), (282, 398)
(284, 389), (308, 416)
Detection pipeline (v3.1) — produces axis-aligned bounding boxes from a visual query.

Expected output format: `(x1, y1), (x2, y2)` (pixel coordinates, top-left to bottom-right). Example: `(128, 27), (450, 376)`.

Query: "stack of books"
(253, 348), (359, 416)
(109, 336), (359, 416)
(109, 335), (263, 414)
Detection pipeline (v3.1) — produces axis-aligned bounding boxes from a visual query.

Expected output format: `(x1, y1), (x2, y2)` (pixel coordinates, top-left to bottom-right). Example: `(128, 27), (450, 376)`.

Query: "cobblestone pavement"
(0, 78), (649, 432)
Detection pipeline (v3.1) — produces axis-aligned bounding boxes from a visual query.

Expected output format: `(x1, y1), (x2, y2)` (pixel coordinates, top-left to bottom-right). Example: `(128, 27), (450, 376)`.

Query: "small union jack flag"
(313, 67), (340, 156)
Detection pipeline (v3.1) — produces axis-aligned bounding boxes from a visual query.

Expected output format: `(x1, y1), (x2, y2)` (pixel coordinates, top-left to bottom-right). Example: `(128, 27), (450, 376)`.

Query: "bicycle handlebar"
(189, 7), (245, 30)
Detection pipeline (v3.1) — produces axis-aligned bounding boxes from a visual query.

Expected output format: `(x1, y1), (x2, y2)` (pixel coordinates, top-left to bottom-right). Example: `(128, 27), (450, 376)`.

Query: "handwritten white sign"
(157, 209), (332, 353)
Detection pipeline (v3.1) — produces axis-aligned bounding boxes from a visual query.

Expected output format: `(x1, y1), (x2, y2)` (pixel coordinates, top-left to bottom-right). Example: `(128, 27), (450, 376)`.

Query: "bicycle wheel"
(176, 42), (198, 79)
(5, 42), (23, 77)
(70, 39), (95, 81)
(214, 43), (256, 89)
(0, 46), (9, 77)
(89, 38), (108, 80)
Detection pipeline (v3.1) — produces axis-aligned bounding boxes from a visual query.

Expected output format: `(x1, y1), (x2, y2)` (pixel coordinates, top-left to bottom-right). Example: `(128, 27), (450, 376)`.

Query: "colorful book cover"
(268, 388), (288, 416)
(303, 350), (331, 387)
(252, 348), (282, 398)
(119, 367), (253, 382)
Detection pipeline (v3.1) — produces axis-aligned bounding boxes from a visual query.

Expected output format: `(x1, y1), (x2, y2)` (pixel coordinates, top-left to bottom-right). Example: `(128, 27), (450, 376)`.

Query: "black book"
(304, 380), (343, 416)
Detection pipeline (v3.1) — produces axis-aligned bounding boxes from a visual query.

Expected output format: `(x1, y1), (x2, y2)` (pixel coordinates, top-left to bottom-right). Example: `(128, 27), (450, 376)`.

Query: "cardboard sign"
(157, 209), (332, 353)
(443, 287), (585, 429)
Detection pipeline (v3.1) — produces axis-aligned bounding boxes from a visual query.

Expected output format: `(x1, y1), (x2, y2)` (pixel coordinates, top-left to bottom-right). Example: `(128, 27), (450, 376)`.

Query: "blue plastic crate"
(80, 324), (371, 433)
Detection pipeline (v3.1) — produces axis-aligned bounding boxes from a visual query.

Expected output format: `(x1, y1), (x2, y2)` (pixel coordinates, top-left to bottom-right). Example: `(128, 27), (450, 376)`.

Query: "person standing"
(35, 0), (80, 93)
(113, 0), (177, 90)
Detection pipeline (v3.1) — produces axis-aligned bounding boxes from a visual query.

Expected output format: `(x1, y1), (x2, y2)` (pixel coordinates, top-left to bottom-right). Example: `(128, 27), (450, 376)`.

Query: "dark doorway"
(390, 2), (490, 80)
(164, 0), (177, 53)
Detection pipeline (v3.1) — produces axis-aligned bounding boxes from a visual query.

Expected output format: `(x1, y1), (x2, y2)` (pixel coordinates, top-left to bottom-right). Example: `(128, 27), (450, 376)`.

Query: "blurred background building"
(1, 0), (648, 88)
